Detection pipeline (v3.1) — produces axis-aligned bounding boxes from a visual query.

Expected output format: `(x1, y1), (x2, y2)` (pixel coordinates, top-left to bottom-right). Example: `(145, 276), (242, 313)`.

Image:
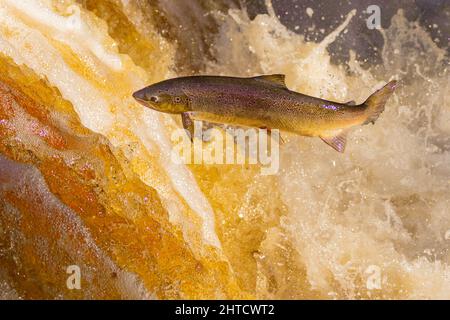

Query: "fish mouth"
(132, 90), (148, 106)
(132, 92), (161, 112)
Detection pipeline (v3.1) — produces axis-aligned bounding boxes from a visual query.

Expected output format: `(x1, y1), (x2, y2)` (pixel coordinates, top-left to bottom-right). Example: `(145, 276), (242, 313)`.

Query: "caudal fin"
(363, 80), (398, 125)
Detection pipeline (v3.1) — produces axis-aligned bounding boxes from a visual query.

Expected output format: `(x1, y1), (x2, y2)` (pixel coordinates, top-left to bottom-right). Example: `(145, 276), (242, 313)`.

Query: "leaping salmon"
(133, 75), (397, 152)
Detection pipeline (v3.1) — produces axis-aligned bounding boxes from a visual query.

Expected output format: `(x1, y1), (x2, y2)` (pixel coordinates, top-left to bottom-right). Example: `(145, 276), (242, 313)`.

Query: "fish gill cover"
(0, 0), (449, 299)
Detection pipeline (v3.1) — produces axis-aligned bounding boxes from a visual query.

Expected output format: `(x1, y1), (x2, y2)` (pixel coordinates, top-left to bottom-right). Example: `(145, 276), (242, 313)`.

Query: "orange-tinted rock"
(0, 59), (247, 299)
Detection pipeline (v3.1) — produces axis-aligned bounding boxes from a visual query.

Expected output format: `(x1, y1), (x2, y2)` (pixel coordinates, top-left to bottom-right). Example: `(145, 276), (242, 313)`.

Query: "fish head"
(133, 80), (190, 114)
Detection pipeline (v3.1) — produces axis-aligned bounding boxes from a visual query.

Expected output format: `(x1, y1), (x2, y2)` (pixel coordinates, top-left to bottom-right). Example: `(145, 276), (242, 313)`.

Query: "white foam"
(208, 0), (450, 298)
(4, 0), (123, 71)
(0, 5), (114, 132)
(0, 1), (222, 252)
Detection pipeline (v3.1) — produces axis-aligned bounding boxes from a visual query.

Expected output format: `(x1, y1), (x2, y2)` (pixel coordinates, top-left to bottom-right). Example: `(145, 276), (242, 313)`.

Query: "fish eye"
(149, 96), (159, 103)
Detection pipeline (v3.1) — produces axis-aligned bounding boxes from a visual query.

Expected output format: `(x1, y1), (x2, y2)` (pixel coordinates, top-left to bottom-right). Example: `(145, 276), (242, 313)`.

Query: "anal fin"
(320, 131), (348, 153)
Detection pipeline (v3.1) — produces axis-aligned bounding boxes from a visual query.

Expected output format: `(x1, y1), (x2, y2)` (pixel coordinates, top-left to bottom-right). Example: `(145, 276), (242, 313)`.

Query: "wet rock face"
(0, 62), (243, 299)
(0, 70), (129, 299)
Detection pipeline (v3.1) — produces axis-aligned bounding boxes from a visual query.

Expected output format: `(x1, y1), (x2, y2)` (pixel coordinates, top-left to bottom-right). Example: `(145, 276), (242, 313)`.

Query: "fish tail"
(362, 80), (398, 125)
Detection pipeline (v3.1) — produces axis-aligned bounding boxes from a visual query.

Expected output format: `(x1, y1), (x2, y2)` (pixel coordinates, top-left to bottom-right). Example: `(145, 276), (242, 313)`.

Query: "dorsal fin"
(252, 74), (287, 88)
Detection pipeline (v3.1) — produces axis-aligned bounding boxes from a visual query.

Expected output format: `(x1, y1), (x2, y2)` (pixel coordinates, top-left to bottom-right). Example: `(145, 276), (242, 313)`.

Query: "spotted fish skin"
(133, 74), (397, 152)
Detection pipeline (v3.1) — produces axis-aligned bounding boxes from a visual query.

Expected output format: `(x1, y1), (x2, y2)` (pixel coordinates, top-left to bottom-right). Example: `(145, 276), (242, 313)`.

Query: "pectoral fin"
(181, 112), (194, 142)
(320, 131), (347, 153)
